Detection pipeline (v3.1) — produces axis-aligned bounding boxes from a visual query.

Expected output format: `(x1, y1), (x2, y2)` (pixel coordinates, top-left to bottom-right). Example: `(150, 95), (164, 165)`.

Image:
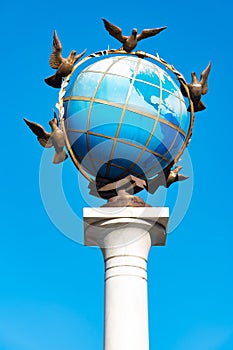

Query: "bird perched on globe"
(24, 19), (211, 206)
(24, 111), (68, 164)
(44, 30), (87, 88)
(102, 18), (167, 52)
(179, 61), (212, 112)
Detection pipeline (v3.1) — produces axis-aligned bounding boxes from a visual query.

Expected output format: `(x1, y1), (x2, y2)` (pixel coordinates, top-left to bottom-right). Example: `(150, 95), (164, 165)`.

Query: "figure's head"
(191, 72), (199, 84)
(68, 50), (77, 63)
(49, 116), (58, 128)
(132, 28), (137, 37)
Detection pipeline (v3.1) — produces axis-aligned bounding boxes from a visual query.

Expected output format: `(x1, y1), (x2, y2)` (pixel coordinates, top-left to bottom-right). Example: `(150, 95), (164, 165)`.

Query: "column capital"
(83, 207), (169, 248)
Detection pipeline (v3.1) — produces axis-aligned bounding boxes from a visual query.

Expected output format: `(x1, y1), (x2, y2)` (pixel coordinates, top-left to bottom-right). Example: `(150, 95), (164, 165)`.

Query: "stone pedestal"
(84, 207), (169, 350)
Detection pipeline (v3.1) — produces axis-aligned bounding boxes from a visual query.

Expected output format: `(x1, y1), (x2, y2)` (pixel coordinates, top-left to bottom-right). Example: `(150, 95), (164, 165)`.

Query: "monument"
(25, 20), (211, 349)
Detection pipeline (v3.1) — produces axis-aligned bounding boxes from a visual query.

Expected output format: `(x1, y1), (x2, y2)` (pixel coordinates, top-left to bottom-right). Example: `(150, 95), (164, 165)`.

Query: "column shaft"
(84, 207), (169, 350)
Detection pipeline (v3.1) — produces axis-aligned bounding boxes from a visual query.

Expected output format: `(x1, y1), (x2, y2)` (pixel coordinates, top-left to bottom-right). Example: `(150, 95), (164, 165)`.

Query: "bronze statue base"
(89, 174), (150, 207)
(102, 191), (151, 207)
(89, 174), (147, 199)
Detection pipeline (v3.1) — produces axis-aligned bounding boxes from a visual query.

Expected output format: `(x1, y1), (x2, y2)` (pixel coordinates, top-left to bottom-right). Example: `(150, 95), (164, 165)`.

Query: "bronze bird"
(24, 112), (68, 164)
(147, 164), (188, 194)
(180, 62), (212, 112)
(44, 30), (87, 88)
(102, 18), (167, 52)
(166, 166), (189, 188)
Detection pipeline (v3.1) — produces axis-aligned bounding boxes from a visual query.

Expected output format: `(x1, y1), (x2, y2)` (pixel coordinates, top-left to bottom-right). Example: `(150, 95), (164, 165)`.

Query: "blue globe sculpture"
(61, 55), (190, 181)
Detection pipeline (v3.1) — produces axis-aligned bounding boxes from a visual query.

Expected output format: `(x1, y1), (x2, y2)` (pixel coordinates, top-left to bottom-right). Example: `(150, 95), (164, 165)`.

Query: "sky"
(0, 0), (233, 349)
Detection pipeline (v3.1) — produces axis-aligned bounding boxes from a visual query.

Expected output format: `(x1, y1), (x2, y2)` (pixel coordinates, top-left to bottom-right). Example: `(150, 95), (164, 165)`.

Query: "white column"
(84, 207), (169, 350)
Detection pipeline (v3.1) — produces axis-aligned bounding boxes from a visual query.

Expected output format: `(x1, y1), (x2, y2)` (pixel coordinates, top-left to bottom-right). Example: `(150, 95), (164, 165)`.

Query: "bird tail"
(44, 74), (62, 88)
(196, 100), (206, 111)
(53, 150), (68, 164)
(187, 100), (206, 112)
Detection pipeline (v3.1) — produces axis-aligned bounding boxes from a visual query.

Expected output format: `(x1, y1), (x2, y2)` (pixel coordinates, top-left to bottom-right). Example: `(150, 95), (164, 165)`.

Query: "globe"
(61, 55), (190, 181)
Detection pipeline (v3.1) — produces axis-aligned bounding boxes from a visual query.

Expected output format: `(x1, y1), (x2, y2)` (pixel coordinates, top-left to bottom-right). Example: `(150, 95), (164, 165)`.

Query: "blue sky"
(1, 0), (233, 349)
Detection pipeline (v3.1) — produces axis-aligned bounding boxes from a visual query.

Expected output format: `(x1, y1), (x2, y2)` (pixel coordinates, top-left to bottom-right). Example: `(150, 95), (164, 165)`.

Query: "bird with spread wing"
(44, 30), (86, 88)
(147, 163), (189, 194)
(102, 18), (166, 52)
(180, 62), (212, 112)
(24, 111), (68, 164)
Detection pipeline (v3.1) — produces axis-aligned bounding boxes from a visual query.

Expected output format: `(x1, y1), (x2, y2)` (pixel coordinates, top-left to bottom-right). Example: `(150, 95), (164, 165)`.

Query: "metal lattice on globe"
(24, 21), (211, 205)
(61, 54), (190, 183)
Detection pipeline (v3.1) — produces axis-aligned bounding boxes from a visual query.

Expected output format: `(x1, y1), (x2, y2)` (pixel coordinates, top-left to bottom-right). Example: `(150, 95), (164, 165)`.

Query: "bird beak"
(171, 165), (183, 175)
(52, 109), (59, 125)
(175, 166), (183, 172)
(191, 72), (198, 80)
(71, 50), (77, 57)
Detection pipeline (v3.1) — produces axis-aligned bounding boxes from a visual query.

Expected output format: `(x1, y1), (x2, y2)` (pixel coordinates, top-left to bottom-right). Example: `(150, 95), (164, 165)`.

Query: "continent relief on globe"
(62, 55), (190, 182)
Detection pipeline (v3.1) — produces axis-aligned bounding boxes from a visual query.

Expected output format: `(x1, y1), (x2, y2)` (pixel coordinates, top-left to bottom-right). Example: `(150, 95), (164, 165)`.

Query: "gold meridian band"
(106, 58), (142, 176)
(78, 69), (185, 103)
(117, 61), (164, 179)
(66, 128), (170, 162)
(63, 96), (187, 137)
(86, 158), (147, 179)
(58, 49), (194, 182)
(63, 124), (169, 178)
(60, 117), (93, 182)
(66, 151), (166, 179)
(86, 56), (128, 175)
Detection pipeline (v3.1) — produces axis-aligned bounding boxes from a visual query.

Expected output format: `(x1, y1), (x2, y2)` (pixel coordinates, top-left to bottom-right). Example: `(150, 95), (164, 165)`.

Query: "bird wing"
(74, 48), (87, 64)
(102, 18), (127, 43)
(49, 30), (64, 69)
(137, 27), (167, 41)
(178, 174), (189, 181)
(200, 61), (212, 81)
(200, 61), (211, 95)
(23, 118), (53, 148)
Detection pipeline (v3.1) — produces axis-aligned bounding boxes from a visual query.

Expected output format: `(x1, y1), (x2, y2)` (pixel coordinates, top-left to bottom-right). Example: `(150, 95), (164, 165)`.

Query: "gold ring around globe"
(59, 49), (194, 182)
